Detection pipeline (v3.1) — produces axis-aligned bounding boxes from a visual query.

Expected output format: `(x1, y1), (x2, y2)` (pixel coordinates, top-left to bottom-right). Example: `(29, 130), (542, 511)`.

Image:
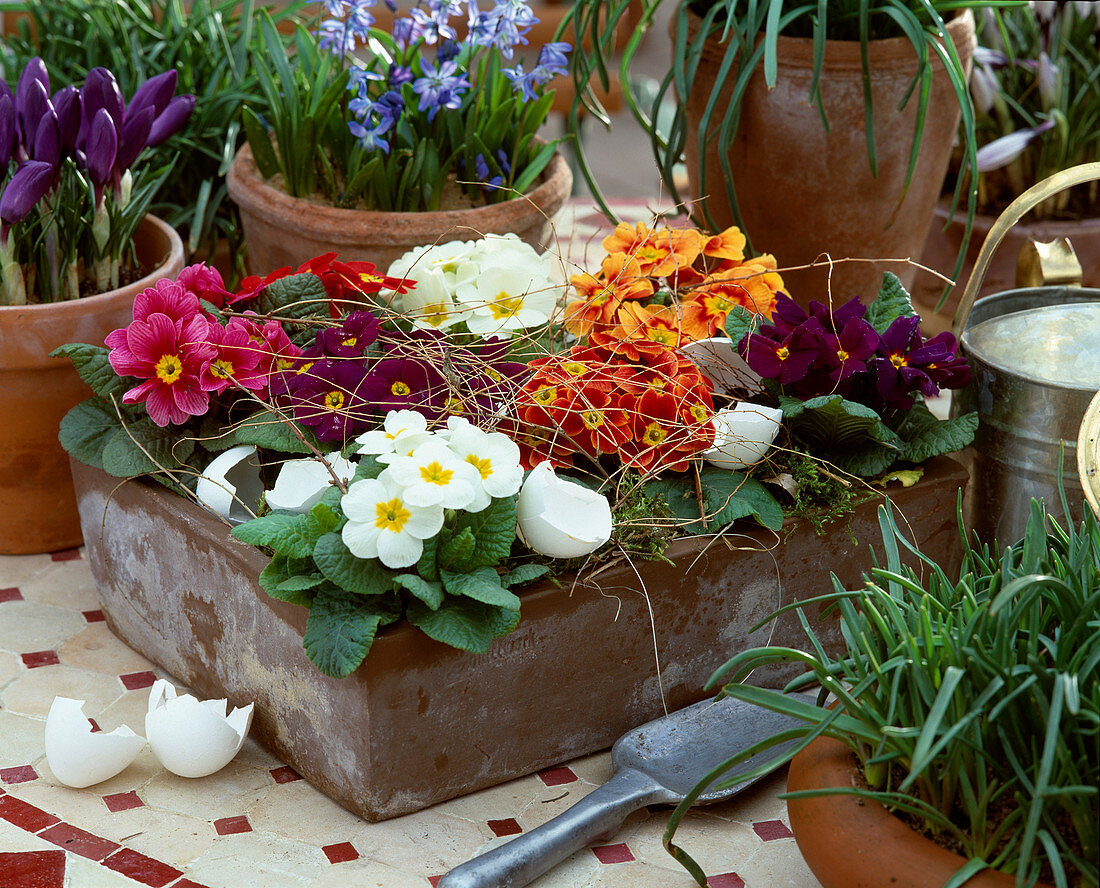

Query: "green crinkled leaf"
(312, 532), (392, 595)
(406, 596), (521, 653)
(254, 272), (329, 320)
(448, 496), (518, 569)
(258, 555), (317, 607)
(197, 415), (241, 452)
(897, 404), (978, 464)
(51, 344), (132, 400)
(441, 566), (521, 609)
(232, 512), (315, 557)
(500, 563), (551, 588)
(417, 534), (439, 581)
(352, 453), (384, 481)
(302, 588), (384, 678)
(438, 526), (476, 571)
(101, 420), (195, 478)
(58, 399), (119, 470)
(724, 304), (765, 348)
(394, 573), (444, 610)
(647, 468), (785, 534)
(864, 272), (917, 334)
(783, 394), (900, 448)
(829, 441), (900, 477)
(235, 409), (317, 454)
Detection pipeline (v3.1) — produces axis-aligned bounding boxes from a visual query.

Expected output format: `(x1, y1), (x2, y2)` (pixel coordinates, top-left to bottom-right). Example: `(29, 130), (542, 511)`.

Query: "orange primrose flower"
(602, 222), (702, 279)
(565, 252), (654, 337)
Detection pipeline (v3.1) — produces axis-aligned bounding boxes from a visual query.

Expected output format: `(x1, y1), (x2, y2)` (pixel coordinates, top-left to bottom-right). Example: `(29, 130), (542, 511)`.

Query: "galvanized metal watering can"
(951, 162), (1100, 544)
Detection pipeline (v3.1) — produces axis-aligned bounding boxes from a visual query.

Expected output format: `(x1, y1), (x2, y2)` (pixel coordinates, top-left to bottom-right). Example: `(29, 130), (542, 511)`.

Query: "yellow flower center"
(419, 461), (455, 486)
(489, 292), (524, 320)
(466, 454), (493, 479)
(155, 354), (183, 384)
(837, 349), (850, 362)
(689, 403), (710, 423)
(647, 328), (678, 346)
(533, 386), (557, 405)
(209, 358), (235, 380)
(445, 396), (465, 414)
(297, 361), (315, 375)
(375, 498), (411, 533)
(706, 295), (734, 313)
(562, 361), (588, 376)
(890, 353), (908, 368)
(580, 409), (604, 430)
(324, 391), (345, 411)
(637, 245), (664, 263)
(484, 368), (502, 382)
(342, 336), (357, 347)
(276, 357), (296, 370)
(358, 272), (383, 284)
(776, 347), (790, 361)
(391, 380), (412, 396)
(642, 422), (668, 446)
(421, 302), (450, 328)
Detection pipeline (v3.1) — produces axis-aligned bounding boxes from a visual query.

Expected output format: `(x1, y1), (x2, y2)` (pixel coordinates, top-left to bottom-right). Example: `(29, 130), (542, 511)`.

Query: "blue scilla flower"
(437, 40), (461, 63)
(388, 64), (415, 87)
(408, 6), (458, 46)
(348, 113), (393, 153)
(536, 42), (571, 79)
(474, 153), (503, 191)
(502, 63), (538, 102)
(412, 60), (469, 121)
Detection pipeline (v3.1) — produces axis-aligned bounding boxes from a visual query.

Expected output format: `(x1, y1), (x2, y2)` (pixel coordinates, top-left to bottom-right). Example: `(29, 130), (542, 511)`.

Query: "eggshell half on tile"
(145, 679), (255, 778)
(44, 697), (145, 788)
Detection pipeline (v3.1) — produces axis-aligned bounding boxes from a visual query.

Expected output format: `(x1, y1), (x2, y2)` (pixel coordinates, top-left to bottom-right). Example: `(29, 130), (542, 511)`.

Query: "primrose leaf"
(648, 469), (784, 534)
(50, 344), (132, 400)
(897, 404), (978, 464)
(500, 563), (550, 588)
(417, 534), (440, 581)
(235, 409), (317, 454)
(448, 496), (518, 569)
(864, 272), (917, 334)
(406, 596), (521, 653)
(232, 513), (314, 557)
(438, 526), (476, 571)
(101, 419), (195, 478)
(312, 532), (392, 595)
(394, 573), (444, 610)
(441, 567), (521, 609)
(254, 271), (329, 320)
(302, 588), (384, 678)
(59, 399), (120, 470)
(259, 555), (317, 607)
(724, 304), (766, 348)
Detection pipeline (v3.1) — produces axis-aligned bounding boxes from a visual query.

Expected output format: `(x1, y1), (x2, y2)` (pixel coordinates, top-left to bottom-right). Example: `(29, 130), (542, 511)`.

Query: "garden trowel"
(438, 694), (806, 888)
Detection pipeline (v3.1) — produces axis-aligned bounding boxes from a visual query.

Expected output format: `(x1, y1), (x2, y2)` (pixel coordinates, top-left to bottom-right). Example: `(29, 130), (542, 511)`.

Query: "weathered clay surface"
(72, 456), (967, 822)
(0, 216), (184, 554)
(226, 144), (573, 274)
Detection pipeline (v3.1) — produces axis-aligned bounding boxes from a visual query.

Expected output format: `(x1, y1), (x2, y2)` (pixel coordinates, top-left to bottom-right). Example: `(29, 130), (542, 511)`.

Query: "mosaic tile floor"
(0, 198), (834, 887)
(0, 548), (822, 888)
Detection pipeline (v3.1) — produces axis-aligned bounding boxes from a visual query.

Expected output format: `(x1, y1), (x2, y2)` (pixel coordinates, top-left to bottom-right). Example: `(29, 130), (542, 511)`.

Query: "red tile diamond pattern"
(213, 815), (252, 836)
(119, 670), (157, 690)
(537, 766), (577, 787)
(269, 765), (302, 784)
(753, 819), (794, 841)
(488, 818), (523, 837)
(709, 874), (747, 888)
(49, 548), (81, 561)
(82, 609), (106, 622)
(38, 822), (120, 860)
(0, 765), (38, 785)
(20, 650), (59, 669)
(102, 791), (144, 813)
(102, 848), (183, 887)
(0, 795), (60, 832)
(592, 843), (635, 864)
(0, 586), (22, 603)
(322, 842), (359, 864)
(0, 850), (66, 888)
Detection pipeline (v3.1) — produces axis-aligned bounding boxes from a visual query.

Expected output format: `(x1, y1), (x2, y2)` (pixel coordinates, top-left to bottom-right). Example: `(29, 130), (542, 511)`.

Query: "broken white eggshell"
(195, 445), (264, 523)
(516, 462), (613, 559)
(703, 402), (784, 470)
(145, 679), (254, 779)
(265, 455), (357, 513)
(680, 336), (761, 397)
(44, 697), (145, 788)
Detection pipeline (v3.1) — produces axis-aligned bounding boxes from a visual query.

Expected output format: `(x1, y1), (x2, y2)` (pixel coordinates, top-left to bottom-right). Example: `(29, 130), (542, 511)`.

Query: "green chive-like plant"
(663, 494), (1100, 887)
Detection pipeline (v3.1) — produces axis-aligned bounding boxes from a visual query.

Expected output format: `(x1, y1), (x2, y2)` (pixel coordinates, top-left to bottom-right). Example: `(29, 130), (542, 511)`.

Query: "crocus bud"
(126, 69), (178, 119)
(51, 85), (81, 152)
(147, 94), (195, 146)
(82, 67), (124, 130)
(0, 160), (55, 224)
(115, 105), (154, 172)
(970, 64), (998, 117)
(85, 107), (118, 192)
(0, 95), (15, 169)
(16, 77), (48, 156)
(31, 109), (60, 167)
(1037, 52), (1059, 111)
(975, 119), (1056, 172)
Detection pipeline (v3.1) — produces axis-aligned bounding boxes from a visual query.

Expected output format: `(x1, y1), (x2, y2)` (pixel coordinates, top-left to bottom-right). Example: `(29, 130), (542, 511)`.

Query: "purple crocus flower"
(116, 106), (155, 171)
(0, 95), (16, 169)
(51, 86), (81, 152)
(147, 94), (195, 147)
(82, 68), (125, 128)
(31, 109), (60, 167)
(126, 69), (178, 120)
(85, 108), (118, 205)
(0, 160), (54, 228)
(16, 78), (49, 158)
(976, 119), (1056, 172)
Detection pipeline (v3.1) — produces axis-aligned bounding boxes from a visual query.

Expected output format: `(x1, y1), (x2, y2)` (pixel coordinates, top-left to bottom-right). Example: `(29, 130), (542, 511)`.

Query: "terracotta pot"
(0, 215), (185, 554)
(684, 10), (975, 307)
(787, 734), (1055, 888)
(226, 143), (573, 274)
(72, 455), (967, 821)
(911, 199), (1100, 335)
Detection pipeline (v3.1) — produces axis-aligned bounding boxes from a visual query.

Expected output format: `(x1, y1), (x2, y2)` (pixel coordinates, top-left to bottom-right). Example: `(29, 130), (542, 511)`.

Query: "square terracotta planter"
(71, 456), (967, 822)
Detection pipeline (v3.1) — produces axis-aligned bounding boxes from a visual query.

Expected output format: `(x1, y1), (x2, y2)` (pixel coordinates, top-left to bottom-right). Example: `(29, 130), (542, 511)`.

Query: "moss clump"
(785, 450), (872, 534)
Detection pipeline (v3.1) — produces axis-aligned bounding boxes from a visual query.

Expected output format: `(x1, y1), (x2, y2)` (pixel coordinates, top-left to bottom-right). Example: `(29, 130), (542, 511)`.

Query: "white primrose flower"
(443, 416), (524, 512)
(265, 454), (358, 514)
(454, 261), (560, 337)
(397, 266), (472, 332)
(341, 473), (445, 568)
(355, 409), (433, 462)
(386, 240), (480, 290)
(384, 440), (481, 509)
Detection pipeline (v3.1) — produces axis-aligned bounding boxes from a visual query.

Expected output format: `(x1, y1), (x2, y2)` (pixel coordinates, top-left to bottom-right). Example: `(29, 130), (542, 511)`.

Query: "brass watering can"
(950, 162), (1100, 544)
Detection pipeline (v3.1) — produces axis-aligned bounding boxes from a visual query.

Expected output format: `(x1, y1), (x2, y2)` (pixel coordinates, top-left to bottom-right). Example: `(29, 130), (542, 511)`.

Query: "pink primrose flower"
(177, 262), (235, 308)
(200, 318), (267, 395)
(129, 277), (203, 324)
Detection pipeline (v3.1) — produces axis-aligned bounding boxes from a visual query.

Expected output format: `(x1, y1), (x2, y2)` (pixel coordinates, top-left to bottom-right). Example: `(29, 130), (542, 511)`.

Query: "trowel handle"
(438, 767), (671, 888)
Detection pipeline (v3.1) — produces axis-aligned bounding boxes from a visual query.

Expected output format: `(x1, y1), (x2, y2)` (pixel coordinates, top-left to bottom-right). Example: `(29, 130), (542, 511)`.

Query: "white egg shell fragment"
(680, 336), (761, 396)
(44, 697), (145, 788)
(703, 402), (784, 470)
(195, 445), (263, 523)
(145, 679), (254, 779)
(265, 455), (357, 513)
(516, 462), (613, 559)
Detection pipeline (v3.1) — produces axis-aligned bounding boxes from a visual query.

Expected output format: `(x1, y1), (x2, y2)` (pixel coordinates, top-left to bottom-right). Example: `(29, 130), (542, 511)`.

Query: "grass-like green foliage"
(1, 0), (304, 277)
(664, 496), (1100, 888)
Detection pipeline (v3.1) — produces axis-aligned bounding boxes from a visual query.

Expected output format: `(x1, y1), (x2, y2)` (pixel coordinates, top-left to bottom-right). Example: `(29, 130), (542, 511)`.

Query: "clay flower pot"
(787, 734), (1054, 888)
(911, 199), (1100, 335)
(684, 11), (975, 306)
(0, 215), (185, 554)
(226, 143), (573, 274)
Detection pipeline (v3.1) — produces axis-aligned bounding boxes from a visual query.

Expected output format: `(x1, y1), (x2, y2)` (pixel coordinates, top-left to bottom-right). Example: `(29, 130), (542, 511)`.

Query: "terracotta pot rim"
(688, 8), (973, 69)
(227, 143), (571, 236)
(787, 733), (1054, 888)
(0, 214), (183, 320)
